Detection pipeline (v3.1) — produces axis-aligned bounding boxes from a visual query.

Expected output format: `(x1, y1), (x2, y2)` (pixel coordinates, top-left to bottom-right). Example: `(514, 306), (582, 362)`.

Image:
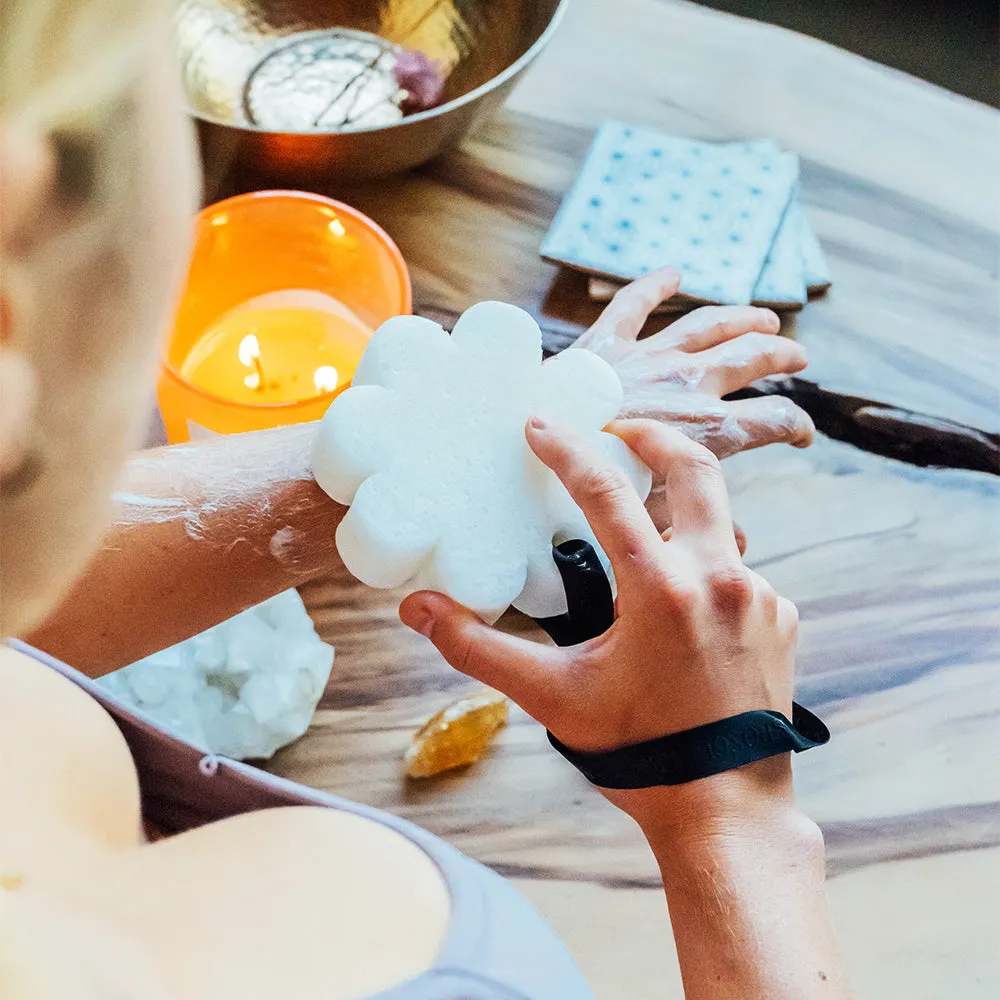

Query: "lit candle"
(158, 191), (411, 442)
(178, 290), (371, 405)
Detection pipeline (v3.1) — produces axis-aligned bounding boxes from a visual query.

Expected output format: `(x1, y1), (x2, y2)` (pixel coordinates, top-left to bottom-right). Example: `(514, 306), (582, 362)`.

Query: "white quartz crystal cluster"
(98, 589), (334, 760)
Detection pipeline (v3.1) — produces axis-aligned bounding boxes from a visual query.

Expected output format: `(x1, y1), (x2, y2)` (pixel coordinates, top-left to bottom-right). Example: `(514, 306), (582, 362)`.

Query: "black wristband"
(547, 702), (830, 789)
(532, 539), (830, 789)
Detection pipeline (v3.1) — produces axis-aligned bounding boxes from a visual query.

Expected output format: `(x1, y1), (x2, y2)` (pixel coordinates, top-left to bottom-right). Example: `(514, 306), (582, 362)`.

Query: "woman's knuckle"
(681, 445), (722, 477)
(659, 577), (700, 616)
(612, 283), (648, 313)
(706, 563), (754, 609)
(630, 417), (662, 441)
(772, 398), (808, 436)
(577, 465), (630, 505)
(747, 331), (777, 357)
(777, 596), (800, 636)
(644, 565), (696, 611)
(639, 288), (660, 313)
(720, 311), (751, 338)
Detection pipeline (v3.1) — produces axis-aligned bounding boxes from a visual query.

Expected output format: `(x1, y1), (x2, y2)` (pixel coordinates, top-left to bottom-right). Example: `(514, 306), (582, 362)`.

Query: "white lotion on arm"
(311, 302), (651, 620)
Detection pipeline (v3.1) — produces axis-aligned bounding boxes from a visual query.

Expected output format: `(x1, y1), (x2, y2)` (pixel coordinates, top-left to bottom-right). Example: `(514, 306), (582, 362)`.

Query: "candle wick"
(253, 355), (266, 391)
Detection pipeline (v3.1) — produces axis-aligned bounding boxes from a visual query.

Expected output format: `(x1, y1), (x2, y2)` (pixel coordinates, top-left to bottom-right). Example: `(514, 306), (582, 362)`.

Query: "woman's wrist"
(633, 760), (826, 893)
(605, 755), (807, 852)
(641, 779), (842, 1000)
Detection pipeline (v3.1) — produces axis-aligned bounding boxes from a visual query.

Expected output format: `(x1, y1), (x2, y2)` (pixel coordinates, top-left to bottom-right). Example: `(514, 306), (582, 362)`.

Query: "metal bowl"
(177, 0), (567, 185)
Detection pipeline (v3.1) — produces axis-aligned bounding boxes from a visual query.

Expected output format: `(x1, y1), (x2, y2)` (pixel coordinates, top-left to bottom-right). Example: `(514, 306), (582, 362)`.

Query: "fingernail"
(403, 602), (435, 637)
(528, 415), (547, 431)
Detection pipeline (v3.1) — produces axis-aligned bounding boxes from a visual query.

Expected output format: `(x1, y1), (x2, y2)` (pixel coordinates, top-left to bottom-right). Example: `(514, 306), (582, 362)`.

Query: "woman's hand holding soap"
(400, 418), (798, 771)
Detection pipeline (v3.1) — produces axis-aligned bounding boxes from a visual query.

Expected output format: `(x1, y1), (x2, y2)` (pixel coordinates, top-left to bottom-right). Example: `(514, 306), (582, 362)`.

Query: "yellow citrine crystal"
(404, 688), (510, 778)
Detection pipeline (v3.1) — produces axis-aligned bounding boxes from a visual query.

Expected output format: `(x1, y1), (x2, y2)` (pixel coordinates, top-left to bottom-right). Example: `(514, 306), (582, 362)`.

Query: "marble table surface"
(222, 1), (999, 995)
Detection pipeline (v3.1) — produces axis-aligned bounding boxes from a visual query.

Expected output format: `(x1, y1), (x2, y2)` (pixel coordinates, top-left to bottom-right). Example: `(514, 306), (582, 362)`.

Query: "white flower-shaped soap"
(312, 302), (651, 621)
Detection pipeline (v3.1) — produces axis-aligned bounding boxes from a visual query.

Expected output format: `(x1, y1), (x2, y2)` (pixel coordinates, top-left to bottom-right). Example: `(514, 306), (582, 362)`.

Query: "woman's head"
(0, 0), (199, 635)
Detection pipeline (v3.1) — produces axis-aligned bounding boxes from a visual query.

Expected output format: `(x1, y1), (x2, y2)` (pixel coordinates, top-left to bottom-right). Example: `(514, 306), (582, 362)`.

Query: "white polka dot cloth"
(541, 122), (830, 308)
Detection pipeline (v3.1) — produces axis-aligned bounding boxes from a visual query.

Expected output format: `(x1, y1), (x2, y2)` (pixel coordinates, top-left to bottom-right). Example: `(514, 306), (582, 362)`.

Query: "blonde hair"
(0, 0), (168, 286)
(0, 0), (157, 129)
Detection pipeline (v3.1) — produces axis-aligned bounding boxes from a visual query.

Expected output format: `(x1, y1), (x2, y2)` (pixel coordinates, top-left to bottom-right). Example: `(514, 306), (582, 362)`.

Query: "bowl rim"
(183, 0), (570, 135)
(161, 189), (412, 411)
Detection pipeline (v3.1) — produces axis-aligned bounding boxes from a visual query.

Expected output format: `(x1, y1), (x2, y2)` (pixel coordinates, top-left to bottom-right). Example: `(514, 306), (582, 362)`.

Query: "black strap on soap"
(532, 539), (830, 789)
(533, 538), (615, 646)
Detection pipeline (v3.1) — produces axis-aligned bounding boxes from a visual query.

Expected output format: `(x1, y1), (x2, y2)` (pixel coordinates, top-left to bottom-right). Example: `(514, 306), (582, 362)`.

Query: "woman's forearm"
(25, 423), (344, 677)
(632, 762), (851, 1000)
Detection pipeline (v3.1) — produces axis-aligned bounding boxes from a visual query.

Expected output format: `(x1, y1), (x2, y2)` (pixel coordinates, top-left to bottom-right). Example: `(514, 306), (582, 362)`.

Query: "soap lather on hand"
(311, 302), (651, 621)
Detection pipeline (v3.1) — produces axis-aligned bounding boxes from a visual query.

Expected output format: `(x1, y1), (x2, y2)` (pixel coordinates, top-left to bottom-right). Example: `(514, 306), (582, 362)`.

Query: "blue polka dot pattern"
(753, 200), (811, 303)
(539, 122), (808, 305)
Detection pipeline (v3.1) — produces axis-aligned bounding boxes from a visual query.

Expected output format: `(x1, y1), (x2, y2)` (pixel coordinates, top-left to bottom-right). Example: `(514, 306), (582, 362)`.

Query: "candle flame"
(243, 372), (261, 389)
(313, 365), (339, 393)
(328, 218), (346, 238)
(238, 334), (260, 367)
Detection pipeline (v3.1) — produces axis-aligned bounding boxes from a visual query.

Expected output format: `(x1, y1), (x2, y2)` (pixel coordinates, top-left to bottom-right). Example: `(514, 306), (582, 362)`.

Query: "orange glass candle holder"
(158, 190), (411, 442)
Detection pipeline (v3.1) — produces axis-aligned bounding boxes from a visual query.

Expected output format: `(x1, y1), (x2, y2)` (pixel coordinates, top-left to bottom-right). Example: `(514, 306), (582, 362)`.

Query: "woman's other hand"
(400, 419), (852, 998)
(399, 418), (798, 826)
(575, 267), (815, 459)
